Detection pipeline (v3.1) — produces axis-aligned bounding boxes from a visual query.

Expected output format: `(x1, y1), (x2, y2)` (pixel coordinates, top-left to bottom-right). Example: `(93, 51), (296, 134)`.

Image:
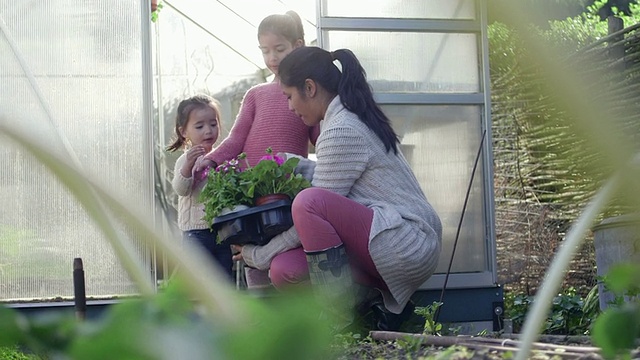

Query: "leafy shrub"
(504, 287), (600, 335)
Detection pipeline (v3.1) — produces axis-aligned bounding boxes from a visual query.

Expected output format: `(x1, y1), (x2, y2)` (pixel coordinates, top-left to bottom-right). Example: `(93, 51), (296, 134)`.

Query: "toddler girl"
(167, 94), (233, 280)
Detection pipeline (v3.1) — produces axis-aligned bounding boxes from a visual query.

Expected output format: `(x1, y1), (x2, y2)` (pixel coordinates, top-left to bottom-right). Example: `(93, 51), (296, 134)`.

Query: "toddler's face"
(180, 106), (219, 152)
(258, 32), (301, 77)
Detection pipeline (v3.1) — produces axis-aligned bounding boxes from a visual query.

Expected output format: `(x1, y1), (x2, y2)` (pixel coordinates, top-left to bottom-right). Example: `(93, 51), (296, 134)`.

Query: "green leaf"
(604, 263), (640, 296)
(0, 306), (25, 346)
(592, 303), (640, 359)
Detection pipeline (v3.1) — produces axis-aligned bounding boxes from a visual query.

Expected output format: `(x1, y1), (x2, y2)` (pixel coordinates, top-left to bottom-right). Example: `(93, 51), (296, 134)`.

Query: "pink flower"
(198, 166), (210, 181)
(259, 154), (285, 166)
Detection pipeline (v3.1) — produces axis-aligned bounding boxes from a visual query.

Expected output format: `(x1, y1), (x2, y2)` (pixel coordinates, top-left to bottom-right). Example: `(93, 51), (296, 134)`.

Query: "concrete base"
(593, 214), (640, 310)
(412, 286), (505, 334)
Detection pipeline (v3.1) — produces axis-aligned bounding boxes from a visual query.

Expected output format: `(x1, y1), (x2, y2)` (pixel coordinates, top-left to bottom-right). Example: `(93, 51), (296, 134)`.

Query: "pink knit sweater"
(205, 81), (319, 167)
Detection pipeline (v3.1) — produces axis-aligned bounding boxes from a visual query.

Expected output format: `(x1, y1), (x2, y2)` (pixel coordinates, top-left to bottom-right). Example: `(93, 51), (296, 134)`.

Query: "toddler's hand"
(181, 145), (206, 177)
(186, 145), (206, 165)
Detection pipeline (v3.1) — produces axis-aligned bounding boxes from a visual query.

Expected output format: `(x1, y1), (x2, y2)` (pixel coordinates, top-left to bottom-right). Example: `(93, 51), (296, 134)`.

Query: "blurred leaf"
(219, 289), (333, 360)
(0, 121), (242, 325)
(0, 306), (25, 347)
(604, 263), (640, 295)
(591, 303), (640, 359)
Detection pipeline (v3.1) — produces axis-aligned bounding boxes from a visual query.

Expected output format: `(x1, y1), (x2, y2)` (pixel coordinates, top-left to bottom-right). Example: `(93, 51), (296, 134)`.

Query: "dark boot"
(305, 244), (355, 329)
(369, 297), (415, 332)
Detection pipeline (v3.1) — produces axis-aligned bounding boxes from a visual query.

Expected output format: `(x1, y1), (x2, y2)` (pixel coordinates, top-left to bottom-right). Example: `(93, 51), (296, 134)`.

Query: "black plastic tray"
(211, 199), (293, 246)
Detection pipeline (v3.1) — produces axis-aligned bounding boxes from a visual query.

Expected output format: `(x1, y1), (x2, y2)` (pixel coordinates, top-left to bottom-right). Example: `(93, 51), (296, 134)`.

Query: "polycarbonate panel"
(0, 1), (151, 301)
(155, 0), (317, 82)
(383, 105), (487, 273)
(322, 0), (476, 19)
(324, 31), (480, 93)
(152, 1), (319, 216)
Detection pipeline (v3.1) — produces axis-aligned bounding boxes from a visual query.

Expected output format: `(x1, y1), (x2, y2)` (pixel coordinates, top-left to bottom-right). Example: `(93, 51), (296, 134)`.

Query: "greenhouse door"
(316, 0), (502, 331)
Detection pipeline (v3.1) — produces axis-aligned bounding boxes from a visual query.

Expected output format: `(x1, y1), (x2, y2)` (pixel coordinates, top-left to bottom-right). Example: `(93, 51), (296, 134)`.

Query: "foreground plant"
(504, 287), (599, 335)
(0, 121), (332, 359)
(591, 263), (640, 359)
(0, 280), (333, 360)
(498, 1), (640, 357)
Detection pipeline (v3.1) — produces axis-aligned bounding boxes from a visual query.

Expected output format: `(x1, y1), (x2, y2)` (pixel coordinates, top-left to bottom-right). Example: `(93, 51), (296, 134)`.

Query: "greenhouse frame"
(0, 0), (501, 331)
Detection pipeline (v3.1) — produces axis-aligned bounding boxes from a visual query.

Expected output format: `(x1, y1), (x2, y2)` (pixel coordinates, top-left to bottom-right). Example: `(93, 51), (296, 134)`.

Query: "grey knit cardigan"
(242, 96), (442, 314)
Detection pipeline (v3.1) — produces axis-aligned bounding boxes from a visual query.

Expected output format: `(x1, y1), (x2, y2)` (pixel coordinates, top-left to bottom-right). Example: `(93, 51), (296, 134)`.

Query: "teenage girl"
(167, 94), (233, 280)
(196, 10), (319, 171)
(195, 11), (320, 288)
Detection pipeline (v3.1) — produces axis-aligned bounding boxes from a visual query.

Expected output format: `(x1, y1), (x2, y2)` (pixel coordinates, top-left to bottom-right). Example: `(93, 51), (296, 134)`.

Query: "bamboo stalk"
(369, 332), (602, 358)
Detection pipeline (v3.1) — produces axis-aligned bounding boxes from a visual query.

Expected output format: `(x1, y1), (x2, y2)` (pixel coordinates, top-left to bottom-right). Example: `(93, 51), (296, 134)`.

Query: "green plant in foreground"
(0, 121), (332, 359)
(591, 263), (640, 359)
(0, 346), (40, 360)
(429, 345), (473, 360)
(0, 280), (333, 360)
(415, 301), (443, 335)
(495, 4), (640, 356)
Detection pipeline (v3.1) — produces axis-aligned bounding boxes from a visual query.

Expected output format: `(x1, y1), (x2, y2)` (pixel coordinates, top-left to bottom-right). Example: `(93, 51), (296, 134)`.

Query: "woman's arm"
(239, 226), (301, 270)
(312, 126), (369, 196)
(204, 88), (257, 165)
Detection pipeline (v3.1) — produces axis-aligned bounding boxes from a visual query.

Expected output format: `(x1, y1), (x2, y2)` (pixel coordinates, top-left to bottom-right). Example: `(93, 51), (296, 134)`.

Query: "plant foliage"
(199, 154), (253, 223)
(592, 263), (640, 359)
(504, 287), (600, 335)
(0, 122), (332, 359)
(490, 0), (640, 224)
(240, 148), (311, 200)
(199, 148), (311, 222)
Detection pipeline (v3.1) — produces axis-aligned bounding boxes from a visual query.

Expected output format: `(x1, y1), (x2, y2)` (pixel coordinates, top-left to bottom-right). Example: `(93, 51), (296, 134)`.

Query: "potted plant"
(241, 147), (311, 205)
(199, 154), (253, 225)
(200, 148), (312, 245)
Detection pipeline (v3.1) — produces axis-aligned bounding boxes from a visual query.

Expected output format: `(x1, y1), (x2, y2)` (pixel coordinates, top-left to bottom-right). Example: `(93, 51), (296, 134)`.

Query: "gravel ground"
(331, 332), (640, 360)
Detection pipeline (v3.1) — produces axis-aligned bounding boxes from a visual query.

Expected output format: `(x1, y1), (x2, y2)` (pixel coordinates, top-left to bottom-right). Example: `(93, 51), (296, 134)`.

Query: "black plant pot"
(217, 215), (261, 245)
(259, 206), (293, 238)
(212, 199), (293, 246)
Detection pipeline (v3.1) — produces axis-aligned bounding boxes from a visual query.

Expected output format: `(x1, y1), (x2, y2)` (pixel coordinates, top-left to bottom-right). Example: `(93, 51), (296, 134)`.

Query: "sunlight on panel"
(322, 0), (475, 19)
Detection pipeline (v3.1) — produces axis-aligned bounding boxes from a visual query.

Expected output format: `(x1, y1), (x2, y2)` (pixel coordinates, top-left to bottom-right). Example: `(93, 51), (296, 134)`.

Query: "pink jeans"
(269, 187), (388, 291)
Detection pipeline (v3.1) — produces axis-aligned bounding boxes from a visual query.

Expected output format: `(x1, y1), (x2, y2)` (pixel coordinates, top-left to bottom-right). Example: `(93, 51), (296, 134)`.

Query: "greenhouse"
(1, 0), (498, 335)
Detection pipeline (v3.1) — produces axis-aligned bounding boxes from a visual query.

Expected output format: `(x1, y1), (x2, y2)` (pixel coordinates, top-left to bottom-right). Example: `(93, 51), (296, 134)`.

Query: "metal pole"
(73, 258), (87, 321)
(434, 130), (487, 323)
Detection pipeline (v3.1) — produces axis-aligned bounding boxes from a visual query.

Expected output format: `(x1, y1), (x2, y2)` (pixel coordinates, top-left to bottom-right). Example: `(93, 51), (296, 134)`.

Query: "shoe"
(370, 297), (415, 332)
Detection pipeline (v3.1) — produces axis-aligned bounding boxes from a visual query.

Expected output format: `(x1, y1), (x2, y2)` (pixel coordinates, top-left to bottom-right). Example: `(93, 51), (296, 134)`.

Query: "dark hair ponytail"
(279, 47), (399, 153)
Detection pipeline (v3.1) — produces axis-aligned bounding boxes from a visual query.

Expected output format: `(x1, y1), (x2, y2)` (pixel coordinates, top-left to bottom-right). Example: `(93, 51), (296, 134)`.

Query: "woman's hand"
(195, 158), (216, 172)
(231, 244), (244, 262)
(193, 158), (216, 181)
